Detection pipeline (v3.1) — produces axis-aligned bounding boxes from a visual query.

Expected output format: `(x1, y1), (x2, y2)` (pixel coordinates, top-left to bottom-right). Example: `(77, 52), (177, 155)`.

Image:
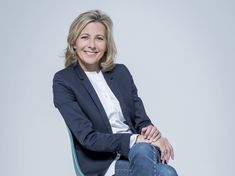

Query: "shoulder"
(54, 65), (74, 77)
(110, 63), (132, 76)
(113, 63), (128, 70)
(52, 65), (81, 90)
(53, 65), (76, 82)
(105, 63), (134, 84)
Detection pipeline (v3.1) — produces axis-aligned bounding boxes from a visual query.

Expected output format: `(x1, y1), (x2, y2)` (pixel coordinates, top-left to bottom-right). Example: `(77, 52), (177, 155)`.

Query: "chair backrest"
(67, 127), (85, 176)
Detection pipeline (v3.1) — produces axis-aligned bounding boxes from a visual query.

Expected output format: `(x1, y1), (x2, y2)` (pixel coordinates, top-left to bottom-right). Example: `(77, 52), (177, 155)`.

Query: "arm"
(123, 65), (161, 140)
(123, 65), (153, 133)
(53, 73), (131, 158)
(122, 66), (174, 162)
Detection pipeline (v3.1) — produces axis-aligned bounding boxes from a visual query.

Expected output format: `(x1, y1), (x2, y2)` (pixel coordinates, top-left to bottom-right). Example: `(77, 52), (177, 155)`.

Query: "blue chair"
(67, 127), (85, 176)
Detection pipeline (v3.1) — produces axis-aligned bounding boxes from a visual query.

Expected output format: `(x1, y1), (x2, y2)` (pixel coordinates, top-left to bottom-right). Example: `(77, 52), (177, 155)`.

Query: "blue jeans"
(115, 143), (178, 176)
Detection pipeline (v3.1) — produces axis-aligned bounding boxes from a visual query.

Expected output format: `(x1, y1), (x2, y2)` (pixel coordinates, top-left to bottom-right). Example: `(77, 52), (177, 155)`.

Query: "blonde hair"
(65, 10), (117, 71)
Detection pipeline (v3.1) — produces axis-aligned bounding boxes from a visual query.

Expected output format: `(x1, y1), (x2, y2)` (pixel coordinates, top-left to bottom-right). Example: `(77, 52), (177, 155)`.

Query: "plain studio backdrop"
(0, 0), (234, 175)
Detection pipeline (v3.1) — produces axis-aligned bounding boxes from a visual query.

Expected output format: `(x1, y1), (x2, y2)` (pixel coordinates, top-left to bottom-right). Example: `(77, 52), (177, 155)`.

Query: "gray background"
(0, 0), (234, 175)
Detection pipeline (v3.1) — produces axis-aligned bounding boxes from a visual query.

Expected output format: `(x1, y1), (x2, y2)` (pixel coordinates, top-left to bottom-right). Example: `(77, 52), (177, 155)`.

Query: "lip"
(84, 50), (98, 53)
(84, 51), (98, 56)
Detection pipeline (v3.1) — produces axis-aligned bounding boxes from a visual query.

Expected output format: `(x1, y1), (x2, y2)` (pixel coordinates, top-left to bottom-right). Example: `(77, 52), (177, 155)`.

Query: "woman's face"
(74, 22), (107, 72)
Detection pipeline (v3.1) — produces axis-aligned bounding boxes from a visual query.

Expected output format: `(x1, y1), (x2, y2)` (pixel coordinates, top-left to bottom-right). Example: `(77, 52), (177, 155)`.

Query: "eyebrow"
(80, 33), (105, 37)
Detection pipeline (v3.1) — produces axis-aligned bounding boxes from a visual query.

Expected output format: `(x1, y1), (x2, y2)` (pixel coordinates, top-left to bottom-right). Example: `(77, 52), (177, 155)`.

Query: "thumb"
(141, 127), (147, 134)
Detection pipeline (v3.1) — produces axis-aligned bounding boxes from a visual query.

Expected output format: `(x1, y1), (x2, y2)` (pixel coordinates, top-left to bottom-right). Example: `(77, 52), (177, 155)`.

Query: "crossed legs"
(115, 143), (178, 176)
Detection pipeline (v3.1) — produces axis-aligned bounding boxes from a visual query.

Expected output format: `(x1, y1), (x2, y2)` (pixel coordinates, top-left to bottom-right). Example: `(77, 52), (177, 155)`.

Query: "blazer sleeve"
(122, 65), (153, 133)
(53, 72), (132, 158)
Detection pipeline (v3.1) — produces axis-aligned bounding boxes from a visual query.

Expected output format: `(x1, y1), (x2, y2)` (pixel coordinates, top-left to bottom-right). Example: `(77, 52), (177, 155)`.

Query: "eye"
(80, 35), (88, 40)
(96, 36), (104, 41)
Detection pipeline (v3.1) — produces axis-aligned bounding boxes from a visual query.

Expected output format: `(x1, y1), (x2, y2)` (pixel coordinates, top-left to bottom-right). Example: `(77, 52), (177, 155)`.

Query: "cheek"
(75, 41), (82, 50)
(75, 38), (86, 49)
(101, 43), (107, 52)
(74, 43), (83, 56)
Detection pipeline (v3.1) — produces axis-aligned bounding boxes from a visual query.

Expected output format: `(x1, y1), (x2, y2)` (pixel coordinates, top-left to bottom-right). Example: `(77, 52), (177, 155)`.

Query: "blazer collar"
(73, 62), (86, 80)
(73, 62), (113, 79)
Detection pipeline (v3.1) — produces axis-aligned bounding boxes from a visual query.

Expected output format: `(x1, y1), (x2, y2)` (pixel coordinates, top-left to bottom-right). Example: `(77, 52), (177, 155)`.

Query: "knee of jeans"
(164, 165), (178, 176)
(129, 143), (158, 160)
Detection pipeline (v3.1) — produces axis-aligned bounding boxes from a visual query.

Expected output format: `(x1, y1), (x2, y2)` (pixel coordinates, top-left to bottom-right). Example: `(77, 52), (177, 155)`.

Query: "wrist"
(136, 134), (150, 143)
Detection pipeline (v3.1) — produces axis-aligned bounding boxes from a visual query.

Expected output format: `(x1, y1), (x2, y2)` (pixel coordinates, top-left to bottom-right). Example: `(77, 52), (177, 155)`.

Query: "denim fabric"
(115, 143), (178, 176)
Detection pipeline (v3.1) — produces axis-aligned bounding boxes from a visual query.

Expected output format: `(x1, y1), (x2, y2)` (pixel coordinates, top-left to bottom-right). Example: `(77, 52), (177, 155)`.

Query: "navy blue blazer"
(53, 63), (152, 175)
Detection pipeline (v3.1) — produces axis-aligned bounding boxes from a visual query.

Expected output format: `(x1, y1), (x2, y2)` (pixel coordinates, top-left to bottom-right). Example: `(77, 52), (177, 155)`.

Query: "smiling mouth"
(84, 51), (98, 56)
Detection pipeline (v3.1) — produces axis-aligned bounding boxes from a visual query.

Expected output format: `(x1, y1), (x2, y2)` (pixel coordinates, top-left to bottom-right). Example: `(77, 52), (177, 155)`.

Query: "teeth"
(85, 51), (97, 56)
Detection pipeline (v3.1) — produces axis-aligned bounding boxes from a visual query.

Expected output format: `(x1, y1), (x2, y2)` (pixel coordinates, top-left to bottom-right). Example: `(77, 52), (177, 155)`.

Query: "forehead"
(80, 22), (106, 35)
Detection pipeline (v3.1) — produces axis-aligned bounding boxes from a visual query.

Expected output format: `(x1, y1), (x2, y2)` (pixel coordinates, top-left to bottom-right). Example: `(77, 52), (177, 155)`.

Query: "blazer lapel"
(73, 64), (113, 133)
(103, 70), (137, 133)
(103, 71), (128, 116)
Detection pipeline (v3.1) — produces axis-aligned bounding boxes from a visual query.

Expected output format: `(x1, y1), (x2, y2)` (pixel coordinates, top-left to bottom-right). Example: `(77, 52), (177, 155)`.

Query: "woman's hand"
(151, 137), (174, 163)
(141, 125), (161, 142)
(135, 134), (150, 143)
(135, 134), (174, 163)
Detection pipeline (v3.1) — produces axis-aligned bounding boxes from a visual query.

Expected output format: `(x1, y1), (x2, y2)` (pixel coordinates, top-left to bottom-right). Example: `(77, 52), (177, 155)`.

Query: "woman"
(53, 10), (178, 176)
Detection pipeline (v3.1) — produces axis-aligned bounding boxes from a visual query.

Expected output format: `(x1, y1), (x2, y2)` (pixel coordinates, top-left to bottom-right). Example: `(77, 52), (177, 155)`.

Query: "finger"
(160, 141), (167, 163)
(148, 126), (158, 140)
(164, 143), (171, 163)
(169, 142), (174, 160)
(162, 149), (167, 164)
(152, 131), (161, 142)
(144, 126), (153, 139)
(161, 150), (165, 163)
(141, 127), (147, 135)
(165, 138), (174, 160)
(149, 132), (158, 142)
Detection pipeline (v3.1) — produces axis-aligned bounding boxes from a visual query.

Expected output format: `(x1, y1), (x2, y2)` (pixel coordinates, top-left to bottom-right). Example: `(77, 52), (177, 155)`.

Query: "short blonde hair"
(65, 10), (117, 71)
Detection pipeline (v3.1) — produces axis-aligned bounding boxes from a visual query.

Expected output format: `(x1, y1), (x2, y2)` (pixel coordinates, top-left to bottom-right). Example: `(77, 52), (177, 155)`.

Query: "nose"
(88, 39), (96, 50)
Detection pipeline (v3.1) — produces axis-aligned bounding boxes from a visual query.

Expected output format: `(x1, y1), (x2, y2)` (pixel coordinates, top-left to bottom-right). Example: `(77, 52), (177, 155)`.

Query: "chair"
(67, 127), (85, 176)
